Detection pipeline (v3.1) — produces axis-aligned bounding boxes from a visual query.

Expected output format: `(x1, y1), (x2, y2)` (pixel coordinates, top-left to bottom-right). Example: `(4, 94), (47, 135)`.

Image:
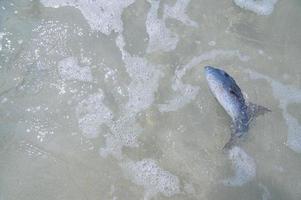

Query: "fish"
(204, 66), (270, 150)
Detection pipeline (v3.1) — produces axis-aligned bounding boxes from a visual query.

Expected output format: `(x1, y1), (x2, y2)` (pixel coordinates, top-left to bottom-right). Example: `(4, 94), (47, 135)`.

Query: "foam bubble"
(40, 0), (135, 34)
(122, 159), (180, 199)
(234, 0), (278, 15)
(58, 57), (93, 82)
(146, 0), (179, 53)
(163, 0), (198, 27)
(223, 146), (256, 186)
(76, 92), (113, 138)
(246, 69), (301, 153)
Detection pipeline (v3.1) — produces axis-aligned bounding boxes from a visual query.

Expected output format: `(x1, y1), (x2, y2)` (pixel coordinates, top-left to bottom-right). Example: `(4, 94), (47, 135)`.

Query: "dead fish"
(204, 66), (270, 150)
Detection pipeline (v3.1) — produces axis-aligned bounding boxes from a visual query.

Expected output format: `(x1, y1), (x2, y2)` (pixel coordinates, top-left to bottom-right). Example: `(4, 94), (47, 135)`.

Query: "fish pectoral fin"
(228, 84), (242, 99)
(247, 102), (271, 120)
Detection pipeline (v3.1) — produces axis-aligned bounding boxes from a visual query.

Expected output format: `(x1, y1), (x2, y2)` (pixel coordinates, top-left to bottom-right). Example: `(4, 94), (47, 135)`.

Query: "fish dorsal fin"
(247, 102), (271, 119)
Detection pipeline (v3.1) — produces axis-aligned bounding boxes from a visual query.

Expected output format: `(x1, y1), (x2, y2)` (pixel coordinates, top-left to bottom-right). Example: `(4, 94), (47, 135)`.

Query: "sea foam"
(58, 57), (93, 82)
(223, 146), (256, 186)
(122, 159), (180, 200)
(40, 0), (135, 34)
(146, 0), (179, 53)
(234, 0), (278, 15)
(246, 69), (301, 153)
(163, 0), (198, 27)
(76, 92), (113, 138)
(100, 34), (164, 159)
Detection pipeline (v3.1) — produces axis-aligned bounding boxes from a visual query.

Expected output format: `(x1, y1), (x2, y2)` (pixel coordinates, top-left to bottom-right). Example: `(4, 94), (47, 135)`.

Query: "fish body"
(204, 66), (269, 150)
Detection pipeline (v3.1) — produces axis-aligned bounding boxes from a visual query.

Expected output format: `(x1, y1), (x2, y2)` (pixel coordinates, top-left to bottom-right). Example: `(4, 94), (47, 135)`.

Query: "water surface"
(0, 0), (301, 199)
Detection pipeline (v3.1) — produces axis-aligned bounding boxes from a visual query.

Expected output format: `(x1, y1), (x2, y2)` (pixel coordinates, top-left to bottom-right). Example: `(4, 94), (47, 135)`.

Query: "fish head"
(205, 66), (237, 90)
(204, 66), (247, 122)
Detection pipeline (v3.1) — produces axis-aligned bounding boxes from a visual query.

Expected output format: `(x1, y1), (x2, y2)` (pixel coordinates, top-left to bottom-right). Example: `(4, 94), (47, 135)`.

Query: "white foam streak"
(122, 159), (180, 200)
(234, 0), (278, 15)
(146, 0), (179, 53)
(124, 55), (164, 113)
(259, 183), (272, 200)
(158, 78), (199, 112)
(177, 49), (250, 79)
(76, 92), (113, 138)
(163, 0), (198, 27)
(100, 34), (164, 158)
(100, 115), (142, 159)
(246, 69), (301, 153)
(223, 146), (256, 186)
(40, 0), (135, 34)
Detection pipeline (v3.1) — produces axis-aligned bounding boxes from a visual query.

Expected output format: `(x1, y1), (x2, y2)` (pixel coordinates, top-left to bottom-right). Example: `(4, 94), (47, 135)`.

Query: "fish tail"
(247, 102), (271, 120)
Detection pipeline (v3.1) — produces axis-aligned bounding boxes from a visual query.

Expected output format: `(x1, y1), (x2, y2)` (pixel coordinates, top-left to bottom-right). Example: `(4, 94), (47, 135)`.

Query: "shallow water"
(0, 0), (301, 199)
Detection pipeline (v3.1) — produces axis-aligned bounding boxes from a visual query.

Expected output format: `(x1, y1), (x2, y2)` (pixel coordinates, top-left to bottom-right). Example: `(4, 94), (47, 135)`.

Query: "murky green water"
(0, 0), (301, 199)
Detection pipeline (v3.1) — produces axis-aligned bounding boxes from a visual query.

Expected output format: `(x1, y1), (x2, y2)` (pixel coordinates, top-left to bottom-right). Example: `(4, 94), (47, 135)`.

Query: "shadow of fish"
(204, 66), (270, 151)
